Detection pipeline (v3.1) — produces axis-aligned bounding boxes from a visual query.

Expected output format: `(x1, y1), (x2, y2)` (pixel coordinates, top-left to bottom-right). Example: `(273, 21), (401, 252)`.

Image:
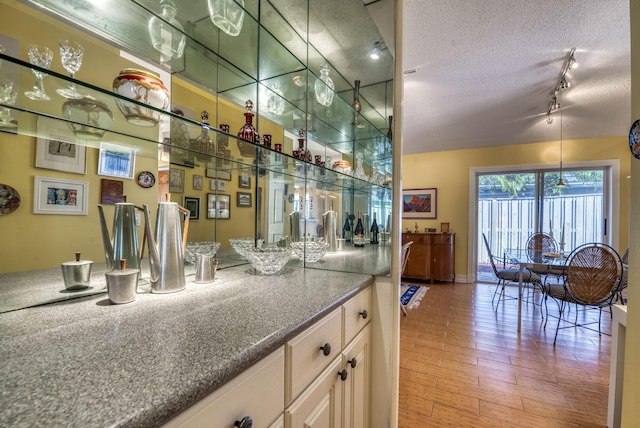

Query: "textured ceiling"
(400, 0), (631, 154)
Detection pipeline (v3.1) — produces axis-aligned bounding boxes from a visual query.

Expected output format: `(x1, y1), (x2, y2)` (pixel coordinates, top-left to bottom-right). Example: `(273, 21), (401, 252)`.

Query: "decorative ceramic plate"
(0, 183), (21, 215)
(629, 119), (640, 160)
(137, 171), (156, 188)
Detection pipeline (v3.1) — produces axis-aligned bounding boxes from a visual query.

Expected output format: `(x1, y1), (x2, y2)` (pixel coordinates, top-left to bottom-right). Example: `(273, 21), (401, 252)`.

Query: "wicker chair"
(617, 248), (629, 304)
(525, 232), (564, 297)
(544, 243), (623, 344)
(481, 233), (542, 308)
(400, 241), (413, 316)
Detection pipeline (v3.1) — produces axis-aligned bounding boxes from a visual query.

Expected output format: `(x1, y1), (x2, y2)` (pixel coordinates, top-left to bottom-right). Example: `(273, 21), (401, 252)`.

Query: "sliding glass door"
(477, 168), (606, 282)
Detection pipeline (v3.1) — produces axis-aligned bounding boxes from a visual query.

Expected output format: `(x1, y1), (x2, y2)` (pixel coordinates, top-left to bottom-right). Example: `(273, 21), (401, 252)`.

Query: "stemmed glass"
(24, 44), (53, 101)
(56, 40), (84, 99)
(0, 79), (18, 128)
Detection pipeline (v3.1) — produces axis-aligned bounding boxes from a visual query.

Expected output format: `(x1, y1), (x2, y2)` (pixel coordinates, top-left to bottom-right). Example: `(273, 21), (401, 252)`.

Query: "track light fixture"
(370, 41), (387, 60)
(545, 48), (577, 123)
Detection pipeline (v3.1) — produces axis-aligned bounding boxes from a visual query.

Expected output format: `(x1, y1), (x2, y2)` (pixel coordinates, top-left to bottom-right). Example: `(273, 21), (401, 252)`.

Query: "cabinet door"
(343, 286), (371, 347)
(285, 357), (343, 428)
(431, 234), (455, 282)
(343, 325), (371, 428)
(164, 347), (284, 428)
(402, 234), (430, 280)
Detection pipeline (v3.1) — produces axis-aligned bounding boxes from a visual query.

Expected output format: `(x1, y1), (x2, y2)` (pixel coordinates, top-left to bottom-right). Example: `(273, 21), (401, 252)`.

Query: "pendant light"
(556, 93), (566, 188)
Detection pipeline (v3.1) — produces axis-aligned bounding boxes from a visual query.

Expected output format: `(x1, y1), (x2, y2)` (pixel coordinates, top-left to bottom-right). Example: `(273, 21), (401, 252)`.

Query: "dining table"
(505, 249), (569, 333)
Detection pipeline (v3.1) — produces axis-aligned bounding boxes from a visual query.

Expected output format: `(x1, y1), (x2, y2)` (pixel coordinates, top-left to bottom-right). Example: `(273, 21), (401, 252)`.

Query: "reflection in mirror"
(0, 0), (393, 314)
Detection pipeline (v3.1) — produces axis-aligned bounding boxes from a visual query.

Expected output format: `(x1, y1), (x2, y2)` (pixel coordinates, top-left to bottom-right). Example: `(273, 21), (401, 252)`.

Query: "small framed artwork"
(402, 188), (437, 219)
(35, 117), (86, 174)
(238, 174), (251, 189)
(217, 180), (227, 192)
(207, 194), (230, 219)
(183, 196), (200, 221)
(237, 191), (252, 208)
(169, 168), (185, 193)
(33, 176), (89, 215)
(440, 222), (450, 233)
(98, 142), (136, 179)
(100, 179), (124, 204)
(193, 175), (203, 191)
(205, 168), (232, 181)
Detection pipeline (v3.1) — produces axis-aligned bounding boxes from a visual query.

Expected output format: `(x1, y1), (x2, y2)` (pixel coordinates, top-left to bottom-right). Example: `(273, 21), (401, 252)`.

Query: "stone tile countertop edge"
(0, 265), (375, 428)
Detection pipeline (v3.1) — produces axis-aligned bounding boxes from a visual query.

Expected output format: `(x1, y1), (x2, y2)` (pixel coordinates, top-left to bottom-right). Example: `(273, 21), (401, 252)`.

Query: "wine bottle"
(370, 212), (379, 244)
(343, 211), (352, 243)
(354, 210), (365, 247)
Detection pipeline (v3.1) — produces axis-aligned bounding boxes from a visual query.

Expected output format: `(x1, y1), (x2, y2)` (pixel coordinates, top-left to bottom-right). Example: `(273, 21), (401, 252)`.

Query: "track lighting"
(559, 77), (570, 90)
(568, 53), (579, 70)
(543, 48), (577, 125)
(370, 41), (386, 60)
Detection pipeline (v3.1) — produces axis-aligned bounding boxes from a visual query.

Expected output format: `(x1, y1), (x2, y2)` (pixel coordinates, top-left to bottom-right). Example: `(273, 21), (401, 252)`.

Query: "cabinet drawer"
(343, 287), (371, 346)
(164, 347), (284, 428)
(285, 308), (342, 405)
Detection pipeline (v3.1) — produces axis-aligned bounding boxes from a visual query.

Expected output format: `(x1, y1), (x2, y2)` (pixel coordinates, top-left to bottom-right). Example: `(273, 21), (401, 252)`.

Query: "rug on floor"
(400, 284), (429, 310)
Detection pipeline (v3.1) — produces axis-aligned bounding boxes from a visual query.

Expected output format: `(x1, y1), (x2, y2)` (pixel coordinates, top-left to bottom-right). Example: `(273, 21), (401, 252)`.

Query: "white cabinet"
(342, 326), (371, 428)
(285, 287), (372, 428)
(164, 347), (285, 428)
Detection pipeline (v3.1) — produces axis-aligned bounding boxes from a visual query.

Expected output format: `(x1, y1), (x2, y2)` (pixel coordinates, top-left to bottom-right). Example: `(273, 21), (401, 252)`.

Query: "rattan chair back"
(565, 243), (622, 305)
(526, 232), (557, 263)
(401, 241), (413, 275)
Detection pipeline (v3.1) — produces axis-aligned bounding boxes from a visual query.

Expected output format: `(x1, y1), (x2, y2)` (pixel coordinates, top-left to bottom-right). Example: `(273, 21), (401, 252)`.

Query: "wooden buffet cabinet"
(401, 233), (455, 283)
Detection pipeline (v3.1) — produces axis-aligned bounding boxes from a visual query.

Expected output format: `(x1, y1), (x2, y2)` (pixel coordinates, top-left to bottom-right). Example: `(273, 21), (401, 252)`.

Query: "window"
(476, 167), (608, 282)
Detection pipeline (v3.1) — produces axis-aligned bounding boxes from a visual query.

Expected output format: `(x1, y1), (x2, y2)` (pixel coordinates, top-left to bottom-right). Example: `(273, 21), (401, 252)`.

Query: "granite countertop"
(0, 265), (376, 428)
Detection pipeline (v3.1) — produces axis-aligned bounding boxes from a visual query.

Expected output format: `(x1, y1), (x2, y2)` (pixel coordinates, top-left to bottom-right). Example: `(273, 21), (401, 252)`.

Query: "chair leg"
(553, 299), (566, 345)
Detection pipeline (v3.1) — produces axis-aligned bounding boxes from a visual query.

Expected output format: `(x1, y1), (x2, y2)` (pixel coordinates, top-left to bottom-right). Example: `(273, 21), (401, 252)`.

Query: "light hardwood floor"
(399, 282), (612, 427)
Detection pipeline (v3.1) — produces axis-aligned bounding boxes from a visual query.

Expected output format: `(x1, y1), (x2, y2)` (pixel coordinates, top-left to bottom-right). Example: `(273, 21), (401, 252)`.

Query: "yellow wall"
(402, 137), (631, 281)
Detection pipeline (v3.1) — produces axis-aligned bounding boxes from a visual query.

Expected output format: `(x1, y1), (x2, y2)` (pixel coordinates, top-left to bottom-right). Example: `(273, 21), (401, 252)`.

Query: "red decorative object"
(237, 100), (258, 157)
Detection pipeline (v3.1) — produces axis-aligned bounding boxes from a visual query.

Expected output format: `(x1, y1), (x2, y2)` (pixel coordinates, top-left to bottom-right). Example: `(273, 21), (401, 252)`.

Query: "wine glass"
(56, 40), (84, 99)
(0, 79), (17, 128)
(24, 44), (53, 101)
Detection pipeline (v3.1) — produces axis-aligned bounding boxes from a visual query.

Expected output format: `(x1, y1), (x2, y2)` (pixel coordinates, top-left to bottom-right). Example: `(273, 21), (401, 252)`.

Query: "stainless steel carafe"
(194, 253), (218, 283)
(98, 203), (142, 271)
(322, 210), (338, 252)
(143, 202), (189, 293)
(289, 211), (301, 242)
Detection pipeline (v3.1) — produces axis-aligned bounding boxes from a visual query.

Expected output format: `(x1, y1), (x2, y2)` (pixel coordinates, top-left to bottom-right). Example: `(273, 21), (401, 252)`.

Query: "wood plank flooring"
(399, 282), (612, 427)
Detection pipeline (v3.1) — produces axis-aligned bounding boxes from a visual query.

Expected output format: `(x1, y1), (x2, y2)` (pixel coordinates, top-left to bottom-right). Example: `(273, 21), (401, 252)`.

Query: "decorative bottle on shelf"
(370, 212), (379, 244)
(352, 79), (362, 127)
(237, 99), (258, 157)
(296, 128), (312, 162)
(195, 110), (214, 161)
(148, 0), (187, 59)
(354, 210), (365, 247)
(387, 115), (393, 141)
(343, 212), (352, 243)
(314, 63), (335, 107)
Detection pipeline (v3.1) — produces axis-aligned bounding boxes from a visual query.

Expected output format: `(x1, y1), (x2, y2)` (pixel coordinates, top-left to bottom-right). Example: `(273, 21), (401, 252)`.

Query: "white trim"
(468, 159), (620, 283)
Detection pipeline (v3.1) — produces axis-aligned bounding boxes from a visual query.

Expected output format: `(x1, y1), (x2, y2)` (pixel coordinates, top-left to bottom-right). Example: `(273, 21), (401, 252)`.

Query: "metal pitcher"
(143, 202), (189, 293)
(322, 210), (338, 252)
(98, 203), (142, 271)
(194, 253), (218, 283)
(289, 211), (301, 243)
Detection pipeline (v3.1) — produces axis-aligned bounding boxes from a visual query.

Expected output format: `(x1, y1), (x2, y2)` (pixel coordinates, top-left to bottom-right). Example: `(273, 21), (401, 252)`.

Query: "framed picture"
(441, 222), (450, 233)
(237, 191), (252, 208)
(238, 174), (251, 189)
(35, 117), (86, 174)
(209, 180), (227, 191)
(193, 175), (203, 191)
(205, 168), (231, 181)
(98, 142), (135, 179)
(169, 168), (185, 193)
(183, 196), (200, 221)
(33, 176), (89, 215)
(100, 179), (124, 204)
(402, 188), (437, 219)
(207, 193), (230, 219)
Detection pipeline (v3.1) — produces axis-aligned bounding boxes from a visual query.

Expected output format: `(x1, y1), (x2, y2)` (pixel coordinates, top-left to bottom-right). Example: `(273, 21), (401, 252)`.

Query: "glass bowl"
(290, 241), (328, 263)
(352, 236), (367, 246)
(229, 238), (264, 258)
(185, 241), (220, 265)
(244, 247), (291, 275)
